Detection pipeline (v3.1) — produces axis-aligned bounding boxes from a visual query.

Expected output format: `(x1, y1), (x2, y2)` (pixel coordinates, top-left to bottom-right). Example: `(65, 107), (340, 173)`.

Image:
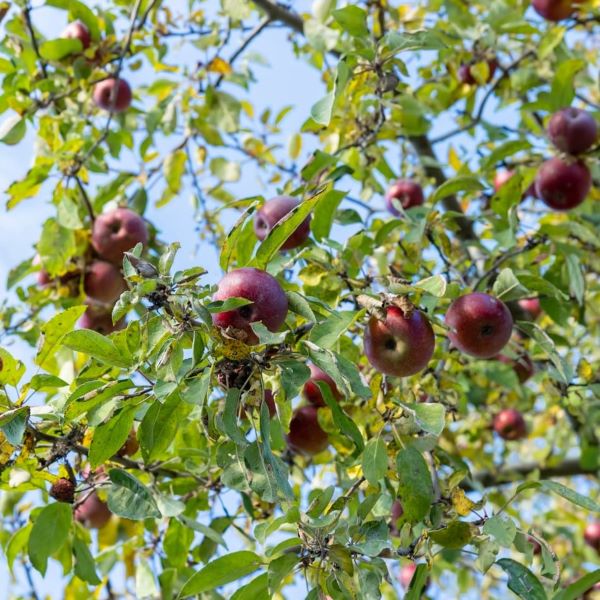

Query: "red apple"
(532, 0), (576, 21)
(584, 522), (600, 552)
(91, 208), (148, 264)
(74, 491), (112, 529)
(458, 59), (497, 85)
(497, 353), (535, 383)
(84, 260), (127, 304)
(61, 21), (91, 50)
(364, 306), (435, 377)
(493, 408), (527, 440)
(385, 179), (425, 215)
(287, 405), (329, 455)
(548, 107), (598, 155)
(302, 364), (342, 407)
(446, 292), (513, 358)
(79, 305), (125, 334)
(93, 77), (132, 113)
(535, 157), (591, 210)
(253, 196), (311, 250)
(517, 298), (542, 320)
(212, 268), (288, 345)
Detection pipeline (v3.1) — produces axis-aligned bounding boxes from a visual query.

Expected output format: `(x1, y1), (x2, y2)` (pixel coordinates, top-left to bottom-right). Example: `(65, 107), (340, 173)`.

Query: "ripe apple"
(84, 260), (127, 304)
(91, 207), (148, 264)
(287, 405), (329, 455)
(253, 196), (311, 250)
(74, 491), (112, 529)
(79, 305), (125, 334)
(535, 156), (591, 210)
(390, 500), (404, 535)
(364, 306), (435, 377)
(497, 353), (535, 383)
(446, 292), (513, 358)
(61, 20), (91, 50)
(117, 429), (139, 457)
(302, 364), (342, 407)
(93, 77), (132, 113)
(385, 179), (425, 215)
(532, 0), (576, 21)
(584, 522), (600, 552)
(548, 107), (598, 155)
(517, 297), (542, 320)
(493, 408), (527, 441)
(458, 59), (497, 85)
(212, 267), (288, 345)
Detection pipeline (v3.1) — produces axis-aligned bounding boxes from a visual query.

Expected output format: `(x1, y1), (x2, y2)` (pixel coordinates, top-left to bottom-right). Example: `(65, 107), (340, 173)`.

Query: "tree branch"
(465, 458), (598, 490)
(252, 0), (304, 33)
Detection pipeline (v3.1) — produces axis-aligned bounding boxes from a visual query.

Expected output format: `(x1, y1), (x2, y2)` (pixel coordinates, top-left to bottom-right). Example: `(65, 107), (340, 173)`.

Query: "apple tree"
(0, 0), (599, 598)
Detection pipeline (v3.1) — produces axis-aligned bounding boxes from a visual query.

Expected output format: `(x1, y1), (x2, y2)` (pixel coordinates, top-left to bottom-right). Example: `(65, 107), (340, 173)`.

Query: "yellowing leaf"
(577, 359), (594, 383)
(452, 487), (476, 516)
(448, 146), (462, 171)
(208, 57), (232, 75)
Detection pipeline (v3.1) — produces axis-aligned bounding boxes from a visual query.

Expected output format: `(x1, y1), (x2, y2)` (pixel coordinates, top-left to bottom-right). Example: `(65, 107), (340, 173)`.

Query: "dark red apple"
(93, 77), (132, 113)
(497, 353), (535, 383)
(458, 59), (497, 85)
(74, 491), (112, 529)
(91, 208), (148, 264)
(79, 305), (125, 334)
(61, 21), (91, 50)
(584, 522), (600, 552)
(287, 405), (329, 455)
(302, 364), (342, 407)
(548, 107), (598, 155)
(532, 0), (576, 21)
(493, 408), (527, 441)
(390, 500), (404, 535)
(518, 298), (542, 320)
(385, 180), (425, 215)
(253, 196), (311, 250)
(84, 260), (127, 304)
(364, 306), (435, 377)
(535, 157), (591, 210)
(212, 268), (288, 345)
(446, 292), (513, 358)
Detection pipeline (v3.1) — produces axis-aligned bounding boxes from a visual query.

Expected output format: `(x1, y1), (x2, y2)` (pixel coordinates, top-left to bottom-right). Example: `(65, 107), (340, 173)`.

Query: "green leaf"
(429, 520), (475, 549)
(565, 254), (584, 305)
(62, 329), (133, 368)
(0, 347), (26, 386)
(39, 38), (82, 60)
(380, 30), (447, 54)
(496, 558), (547, 600)
(492, 268), (528, 301)
(550, 58), (585, 111)
(107, 469), (161, 520)
(332, 5), (368, 36)
(36, 306), (86, 370)
(0, 407), (29, 445)
(404, 563), (430, 600)
(28, 503), (72, 575)
(219, 201), (259, 271)
(139, 393), (183, 462)
(286, 291), (316, 322)
(230, 573), (269, 600)
(431, 175), (484, 202)
(309, 310), (362, 350)
(179, 551), (263, 596)
(253, 189), (327, 267)
(163, 149), (187, 193)
(0, 114), (26, 145)
(361, 437), (388, 486)
(310, 92), (335, 126)
(553, 570), (600, 600)
(413, 403), (446, 436)
(311, 189), (346, 240)
(89, 405), (137, 468)
(396, 446), (433, 523)
(414, 275), (447, 297)
(541, 480), (600, 513)
(210, 157), (241, 182)
(482, 515), (517, 547)
(72, 536), (101, 585)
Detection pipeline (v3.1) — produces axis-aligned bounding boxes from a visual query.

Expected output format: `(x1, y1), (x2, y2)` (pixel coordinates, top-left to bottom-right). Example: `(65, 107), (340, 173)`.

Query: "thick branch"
(252, 0), (304, 33)
(466, 458), (598, 490)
